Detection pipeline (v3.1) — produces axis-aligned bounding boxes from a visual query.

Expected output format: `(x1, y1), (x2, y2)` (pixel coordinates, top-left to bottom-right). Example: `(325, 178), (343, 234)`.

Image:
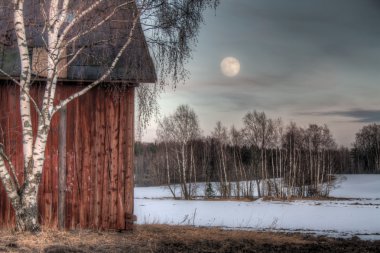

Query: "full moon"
(220, 57), (240, 77)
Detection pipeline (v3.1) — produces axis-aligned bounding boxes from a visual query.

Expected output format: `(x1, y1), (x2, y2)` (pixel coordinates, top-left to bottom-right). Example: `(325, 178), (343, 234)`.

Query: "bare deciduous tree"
(242, 111), (280, 197)
(212, 121), (230, 197)
(353, 124), (380, 173)
(156, 104), (200, 199)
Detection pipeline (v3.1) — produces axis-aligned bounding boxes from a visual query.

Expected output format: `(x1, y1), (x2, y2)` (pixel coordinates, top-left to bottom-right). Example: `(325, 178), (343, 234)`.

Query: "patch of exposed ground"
(0, 225), (379, 253)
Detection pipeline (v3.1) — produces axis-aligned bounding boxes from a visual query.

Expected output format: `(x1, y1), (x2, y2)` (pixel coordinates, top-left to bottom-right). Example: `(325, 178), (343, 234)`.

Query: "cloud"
(307, 109), (380, 123)
(235, 73), (295, 88)
(196, 72), (296, 90)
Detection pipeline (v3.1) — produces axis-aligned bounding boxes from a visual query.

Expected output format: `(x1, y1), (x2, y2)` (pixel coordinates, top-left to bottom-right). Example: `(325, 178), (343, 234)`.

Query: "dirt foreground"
(0, 225), (379, 253)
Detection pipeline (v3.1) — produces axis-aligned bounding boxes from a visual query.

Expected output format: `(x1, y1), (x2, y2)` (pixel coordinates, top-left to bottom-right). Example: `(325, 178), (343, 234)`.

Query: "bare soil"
(0, 225), (379, 253)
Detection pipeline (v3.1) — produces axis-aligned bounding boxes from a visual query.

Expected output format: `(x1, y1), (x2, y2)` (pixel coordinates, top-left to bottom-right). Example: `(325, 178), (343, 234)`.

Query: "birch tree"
(0, 0), (218, 231)
(212, 121), (230, 197)
(156, 104), (200, 199)
(354, 124), (380, 173)
(157, 117), (177, 197)
(230, 125), (246, 198)
(242, 111), (279, 197)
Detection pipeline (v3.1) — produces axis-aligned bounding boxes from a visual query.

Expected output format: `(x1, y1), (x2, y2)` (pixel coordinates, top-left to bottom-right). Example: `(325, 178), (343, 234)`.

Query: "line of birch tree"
(136, 105), (344, 199)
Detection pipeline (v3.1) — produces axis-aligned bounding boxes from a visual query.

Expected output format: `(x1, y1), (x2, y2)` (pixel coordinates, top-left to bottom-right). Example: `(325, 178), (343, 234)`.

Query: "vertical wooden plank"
(71, 96), (80, 229)
(64, 86), (75, 229)
(95, 88), (105, 229)
(79, 94), (88, 228)
(109, 95), (119, 228)
(80, 91), (91, 228)
(52, 152), (59, 228)
(88, 93), (96, 229)
(74, 97), (81, 228)
(58, 105), (67, 229)
(50, 98), (60, 228)
(44, 193), (52, 225)
(102, 94), (114, 229)
(125, 87), (135, 227)
(117, 95), (126, 229)
(67, 153), (75, 229)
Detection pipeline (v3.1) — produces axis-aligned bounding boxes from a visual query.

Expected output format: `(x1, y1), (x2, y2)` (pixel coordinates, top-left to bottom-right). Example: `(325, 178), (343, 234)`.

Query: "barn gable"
(0, 0), (156, 83)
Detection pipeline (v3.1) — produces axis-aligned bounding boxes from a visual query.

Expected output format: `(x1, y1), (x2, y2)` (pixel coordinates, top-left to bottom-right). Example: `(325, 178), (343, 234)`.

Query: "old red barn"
(0, 1), (156, 230)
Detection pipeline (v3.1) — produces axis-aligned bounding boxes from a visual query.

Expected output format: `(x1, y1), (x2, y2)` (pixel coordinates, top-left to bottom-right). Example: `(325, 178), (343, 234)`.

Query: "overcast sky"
(142, 0), (380, 146)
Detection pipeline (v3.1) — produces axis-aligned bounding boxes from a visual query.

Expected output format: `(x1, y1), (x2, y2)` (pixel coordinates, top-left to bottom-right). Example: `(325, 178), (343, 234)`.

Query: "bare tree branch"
(56, 0), (106, 49)
(63, 1), (134, 48)
(0, 69), (42, 117)
(52, 11), (140, 115)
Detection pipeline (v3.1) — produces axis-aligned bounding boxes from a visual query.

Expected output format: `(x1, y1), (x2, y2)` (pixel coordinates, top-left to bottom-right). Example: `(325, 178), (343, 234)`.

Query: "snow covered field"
(134, 175), (380, 240)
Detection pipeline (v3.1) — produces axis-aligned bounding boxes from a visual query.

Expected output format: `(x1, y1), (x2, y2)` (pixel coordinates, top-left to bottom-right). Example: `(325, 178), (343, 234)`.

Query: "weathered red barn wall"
(0, 82), (135, 229)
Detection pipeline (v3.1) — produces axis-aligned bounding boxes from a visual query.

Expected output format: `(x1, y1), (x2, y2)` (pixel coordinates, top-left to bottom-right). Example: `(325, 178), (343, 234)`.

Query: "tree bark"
(15, 194), (39, 232)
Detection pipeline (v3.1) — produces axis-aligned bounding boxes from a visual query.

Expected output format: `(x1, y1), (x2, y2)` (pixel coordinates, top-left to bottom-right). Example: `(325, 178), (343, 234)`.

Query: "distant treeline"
(135, 105), (380, 199)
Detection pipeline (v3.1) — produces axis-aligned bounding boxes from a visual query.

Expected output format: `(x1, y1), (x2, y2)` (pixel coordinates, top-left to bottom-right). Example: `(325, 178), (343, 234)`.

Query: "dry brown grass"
(0, 224), (379, 253)
(137, 224), (308, 244)
(0, 228), (128, 253)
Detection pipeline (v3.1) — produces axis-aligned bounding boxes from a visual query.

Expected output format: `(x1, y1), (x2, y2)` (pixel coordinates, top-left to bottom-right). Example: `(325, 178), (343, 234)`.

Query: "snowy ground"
(134, 175), (380, 240)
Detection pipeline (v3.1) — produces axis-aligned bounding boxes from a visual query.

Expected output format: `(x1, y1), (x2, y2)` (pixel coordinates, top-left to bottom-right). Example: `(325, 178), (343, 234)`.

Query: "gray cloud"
(307, 109), (380, 123)
(187, 90), (262, 112)
(235, 73), (295, 88)
(202, 72), (295, 89)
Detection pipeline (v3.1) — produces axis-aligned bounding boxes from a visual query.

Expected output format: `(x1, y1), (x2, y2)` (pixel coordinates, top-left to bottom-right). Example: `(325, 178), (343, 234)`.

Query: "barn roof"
(0, 0), (156, 83)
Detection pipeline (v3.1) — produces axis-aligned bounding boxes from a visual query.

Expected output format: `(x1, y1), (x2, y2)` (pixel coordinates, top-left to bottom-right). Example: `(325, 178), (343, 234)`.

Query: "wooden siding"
(0, 83), (135, 230)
